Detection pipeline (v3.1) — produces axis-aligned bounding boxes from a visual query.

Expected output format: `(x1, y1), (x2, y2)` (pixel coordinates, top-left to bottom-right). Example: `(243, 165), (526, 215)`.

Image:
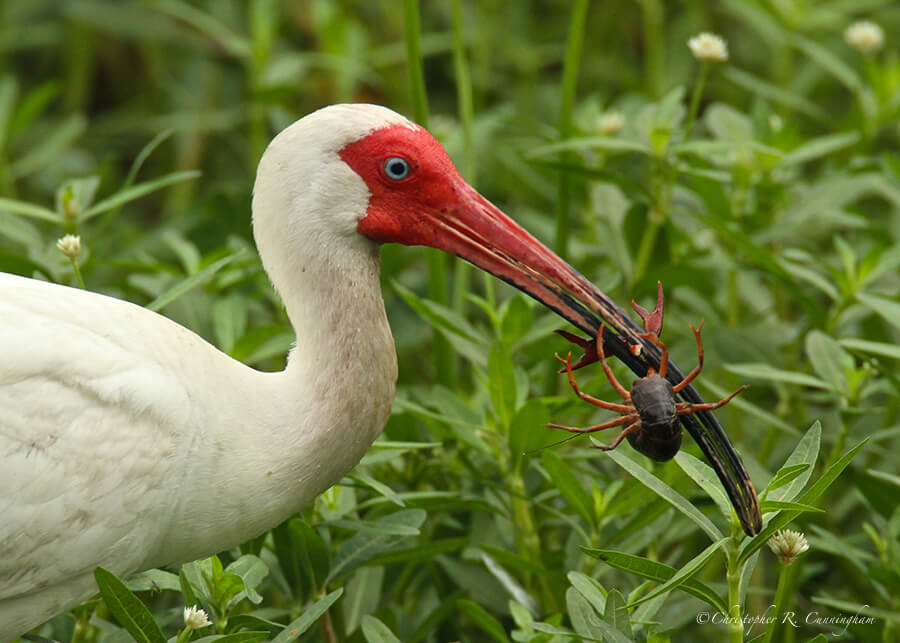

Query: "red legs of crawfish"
(637, 330), (669, 378)
(590, 420), (642, 451)
(546, 412), (636, 435)
(553, 352), (632, 412)
(676, 384), (749, 414)
(672, 319), (706, 393)
(546, 348), (641, 450)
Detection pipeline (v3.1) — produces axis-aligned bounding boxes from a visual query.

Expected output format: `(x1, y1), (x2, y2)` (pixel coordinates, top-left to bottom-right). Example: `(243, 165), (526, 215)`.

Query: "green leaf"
(179, 567), (199, 609)
(328, 509), (426, 582)
(11, 114), (86, 179)
(776, 132), (860, 168)
(0, 197), (61, 224)
(566, 588), (608, 641)
(296, 520), (330, 590)
(213, 295), (248, 353)
(793, 36), (862, 92)
(583, 549), (728, 615)
(675, 451), (733, 520)
(81, 170), (201, 221)
(0, 75), (18, 148)
(271, 588), (344, 642)
(740, 437), (868, 564)
(765, 464), (811, 494)
(724, 363), (832, 390)
(393, 280), (488, 366)
(528, 136), (653, 157)
(93, 567), (165, 643)
(857, 293), (900, 334)
(604, 448), (723, 542)
(722, 67), (828, 122)
(488, 342), (517, 429)
(766, 422), (820, 503)
(343, 565), (383, 634)
(759, 500), (824, 514)
(153, 0), (251, 58)
(193, 633), (270, 643)
(542, 451), (594, 526)
(625, 538), (728, 607)
(124, 568), (180, 593)
(567, 571), (607, 612)
(508, 399), (551, 471)
(361, 615), (403, 643)
(368, 538), (467, 567)
(527, 623), (602, 641)
(226, 554), (269, 605)
(839, 338), (900, 360)
(500, 295), (533, 343)
(56, 176), (100, 218)
(146, 251), (242, 312)
(805, 331), (849, 396)
(603, 589), (633, 639)
(809, 597), (900, 625)
(348, 469), (404, 506)
(457, 599), (511, 643)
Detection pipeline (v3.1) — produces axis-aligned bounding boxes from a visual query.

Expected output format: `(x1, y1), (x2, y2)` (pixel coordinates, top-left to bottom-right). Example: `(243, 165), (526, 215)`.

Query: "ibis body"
(0, 104), (758, 638)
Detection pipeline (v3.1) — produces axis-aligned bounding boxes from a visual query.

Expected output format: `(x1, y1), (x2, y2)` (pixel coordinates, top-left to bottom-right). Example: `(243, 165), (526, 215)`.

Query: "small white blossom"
(597, 111), (625, 135)
(769, 114), (784, 133)
(844, 21), (884, 54)
(767, 529), (809, 565)
(688, 32), (729, 63)
(183, 605), (211, 629)
(56, 235), (82, 259)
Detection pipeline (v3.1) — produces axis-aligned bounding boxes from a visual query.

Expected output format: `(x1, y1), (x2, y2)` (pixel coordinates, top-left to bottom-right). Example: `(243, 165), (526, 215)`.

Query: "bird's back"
(0, 273), (210, 636)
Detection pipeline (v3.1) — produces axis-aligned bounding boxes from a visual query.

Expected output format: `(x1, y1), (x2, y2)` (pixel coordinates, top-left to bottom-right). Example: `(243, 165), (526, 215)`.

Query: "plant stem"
(451, 0), (475, 320)
(404, 0), (454, 385)
(632, 171), (670, 286)
(684, 62), (710, 139)
(70, 257), (85, 289)
(554, 0), (589, 262)
(640, 0), (665, 98)
(726, 523), (746, 643)
(763, 561), (796, 643)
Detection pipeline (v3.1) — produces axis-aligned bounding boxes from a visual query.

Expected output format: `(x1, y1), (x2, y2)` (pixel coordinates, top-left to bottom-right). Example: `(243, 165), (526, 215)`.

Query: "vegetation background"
(1, 0), (898, 641)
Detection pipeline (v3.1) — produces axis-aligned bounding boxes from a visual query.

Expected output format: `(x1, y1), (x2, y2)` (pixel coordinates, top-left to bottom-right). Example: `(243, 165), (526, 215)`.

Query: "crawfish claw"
(632, 280), (665, 337)
(553, 329), (602, 372)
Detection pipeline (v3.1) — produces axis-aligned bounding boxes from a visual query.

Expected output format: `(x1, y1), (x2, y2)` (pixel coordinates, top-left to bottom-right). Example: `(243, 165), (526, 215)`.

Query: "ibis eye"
(384, 157), (411, 180)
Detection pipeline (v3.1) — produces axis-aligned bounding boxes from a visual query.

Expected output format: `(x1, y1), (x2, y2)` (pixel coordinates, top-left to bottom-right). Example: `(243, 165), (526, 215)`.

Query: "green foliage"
(5, 1), (898, 641)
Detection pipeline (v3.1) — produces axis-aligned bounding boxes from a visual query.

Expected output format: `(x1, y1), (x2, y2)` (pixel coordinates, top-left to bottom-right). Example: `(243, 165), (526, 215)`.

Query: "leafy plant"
(3, 1), (897, 641)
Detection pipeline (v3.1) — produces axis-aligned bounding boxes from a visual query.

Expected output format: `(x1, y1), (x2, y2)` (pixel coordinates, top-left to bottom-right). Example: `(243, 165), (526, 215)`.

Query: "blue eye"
(384, 157), (411, 180)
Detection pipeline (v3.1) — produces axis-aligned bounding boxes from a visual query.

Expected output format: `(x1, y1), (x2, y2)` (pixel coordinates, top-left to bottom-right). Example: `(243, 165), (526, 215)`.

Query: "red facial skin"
(340, 124), (636, 346)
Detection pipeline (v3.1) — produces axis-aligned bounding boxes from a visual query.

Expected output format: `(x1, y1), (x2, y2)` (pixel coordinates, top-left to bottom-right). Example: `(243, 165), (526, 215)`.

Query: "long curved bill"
(425, 184), (763, 536)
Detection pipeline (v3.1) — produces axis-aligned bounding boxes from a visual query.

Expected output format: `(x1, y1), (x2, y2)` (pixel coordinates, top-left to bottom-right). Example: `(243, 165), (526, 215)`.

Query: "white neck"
(147, 107), (404, 564)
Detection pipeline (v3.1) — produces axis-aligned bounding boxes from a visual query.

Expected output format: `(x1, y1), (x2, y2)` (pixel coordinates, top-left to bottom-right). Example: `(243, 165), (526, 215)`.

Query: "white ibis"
(0, 103), (758, 638)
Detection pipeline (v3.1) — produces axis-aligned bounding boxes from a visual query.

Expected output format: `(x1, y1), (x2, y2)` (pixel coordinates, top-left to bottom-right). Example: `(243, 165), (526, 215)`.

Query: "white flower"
(844, 21), (884, 54)
(597, 111), (625, 135)
(769, 114), (784, 133)
(183, 605), (211, 629)
(688, 32), (729, 63)
(767, 529), (810, 565)
(56, 235), (82, 259)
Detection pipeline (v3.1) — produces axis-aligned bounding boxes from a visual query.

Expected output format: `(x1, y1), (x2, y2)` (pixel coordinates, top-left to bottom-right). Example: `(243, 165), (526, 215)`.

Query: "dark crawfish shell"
(627, 374), (681, 462)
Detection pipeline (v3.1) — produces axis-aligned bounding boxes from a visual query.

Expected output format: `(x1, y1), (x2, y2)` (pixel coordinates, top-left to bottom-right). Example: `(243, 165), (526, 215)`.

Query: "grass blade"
(583, 547), (728, 615)
(604, 448), (723, 542)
